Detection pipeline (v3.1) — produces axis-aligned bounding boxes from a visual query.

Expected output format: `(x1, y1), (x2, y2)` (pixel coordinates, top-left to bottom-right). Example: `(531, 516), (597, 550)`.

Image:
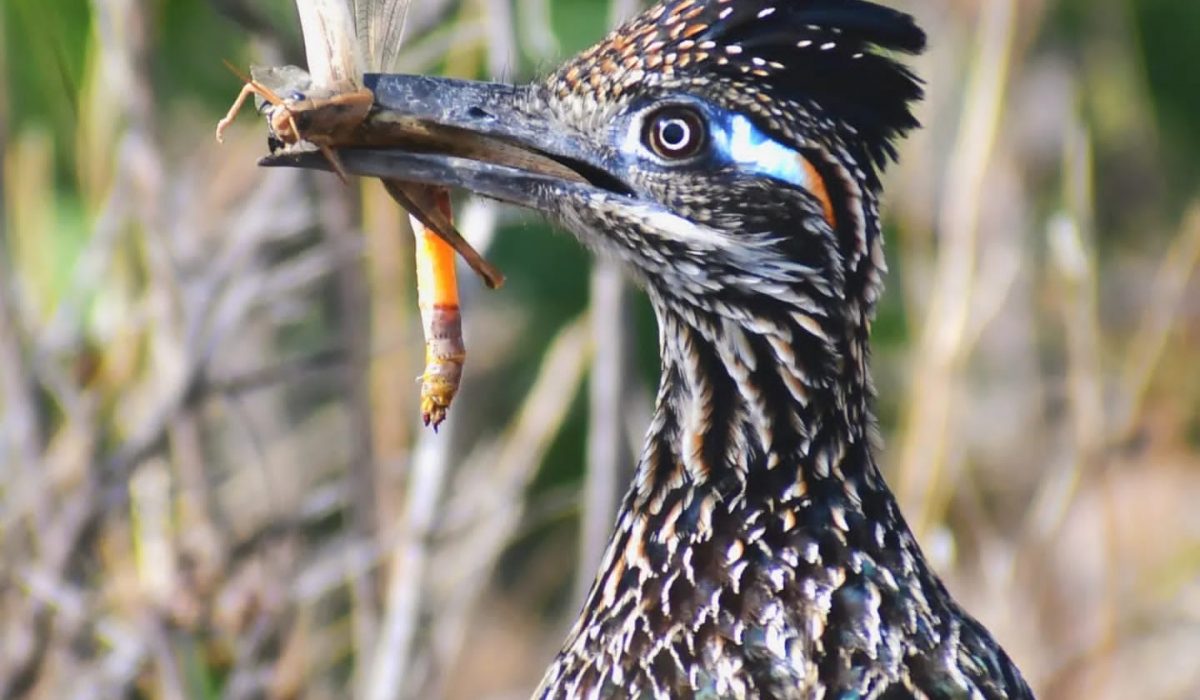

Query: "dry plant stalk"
(214, 4), (503, 428)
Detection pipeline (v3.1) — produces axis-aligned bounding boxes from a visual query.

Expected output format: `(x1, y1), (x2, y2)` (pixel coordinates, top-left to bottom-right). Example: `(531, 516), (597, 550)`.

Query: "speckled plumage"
(266, 1), (1036, 697)
(522, 1), (1034, 698)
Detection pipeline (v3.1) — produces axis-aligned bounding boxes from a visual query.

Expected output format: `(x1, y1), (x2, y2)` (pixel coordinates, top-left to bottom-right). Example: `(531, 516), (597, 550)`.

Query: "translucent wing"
(354, 0), (412, 72)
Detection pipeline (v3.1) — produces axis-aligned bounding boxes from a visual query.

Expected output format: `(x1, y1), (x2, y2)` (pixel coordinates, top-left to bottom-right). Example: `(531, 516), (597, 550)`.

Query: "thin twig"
(579, 260), (630, 603)
(1116, 202), (1200, 441)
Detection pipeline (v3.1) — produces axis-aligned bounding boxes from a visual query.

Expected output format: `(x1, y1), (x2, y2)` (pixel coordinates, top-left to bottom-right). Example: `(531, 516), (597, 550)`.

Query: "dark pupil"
(659, 119), (689, 149)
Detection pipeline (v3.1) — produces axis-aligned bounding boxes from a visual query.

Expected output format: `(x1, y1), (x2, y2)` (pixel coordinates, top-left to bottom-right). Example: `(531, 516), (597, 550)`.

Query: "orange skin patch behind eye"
(801, 157), (837, 230)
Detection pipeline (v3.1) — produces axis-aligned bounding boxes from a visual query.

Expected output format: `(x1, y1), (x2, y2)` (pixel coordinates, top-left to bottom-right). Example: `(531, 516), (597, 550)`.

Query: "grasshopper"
(215, 64), (373, 183)
(216, 63), (503, 428)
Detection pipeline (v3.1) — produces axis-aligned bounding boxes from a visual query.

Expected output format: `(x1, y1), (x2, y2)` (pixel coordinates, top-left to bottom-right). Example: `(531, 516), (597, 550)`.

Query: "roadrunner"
(267, 0), (1035, 696)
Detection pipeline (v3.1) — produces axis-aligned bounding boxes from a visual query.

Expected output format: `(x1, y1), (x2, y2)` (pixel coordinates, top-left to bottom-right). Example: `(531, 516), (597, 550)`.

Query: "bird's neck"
(551, 298), (1022, 698)
(625, 299), (889, 517)
(561, 297), (920, 649)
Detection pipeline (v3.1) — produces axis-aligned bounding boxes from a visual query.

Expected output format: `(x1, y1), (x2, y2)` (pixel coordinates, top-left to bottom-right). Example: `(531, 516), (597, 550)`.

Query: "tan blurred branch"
(896, 0), (1018, 534)
(1116, 202), (1200, 440)
(579, 261), (630, 603)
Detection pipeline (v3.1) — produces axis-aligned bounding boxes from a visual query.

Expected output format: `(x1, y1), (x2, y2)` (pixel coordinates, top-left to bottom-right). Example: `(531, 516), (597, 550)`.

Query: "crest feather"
(702, 0), (927, 176)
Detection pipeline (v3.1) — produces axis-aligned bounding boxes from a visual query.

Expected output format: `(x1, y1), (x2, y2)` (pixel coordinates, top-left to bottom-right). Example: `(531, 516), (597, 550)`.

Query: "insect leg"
(383, 182), (505, 289)
(215, 82), (264, 143)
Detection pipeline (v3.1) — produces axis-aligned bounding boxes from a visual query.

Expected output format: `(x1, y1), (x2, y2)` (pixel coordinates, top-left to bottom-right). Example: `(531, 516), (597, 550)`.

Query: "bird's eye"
(643, 107), (707, 160)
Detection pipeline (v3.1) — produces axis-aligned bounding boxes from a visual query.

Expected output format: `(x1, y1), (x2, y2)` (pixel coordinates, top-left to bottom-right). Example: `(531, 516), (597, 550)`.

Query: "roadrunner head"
(534, 0), (926, 343)
(268, 0), (924, 329)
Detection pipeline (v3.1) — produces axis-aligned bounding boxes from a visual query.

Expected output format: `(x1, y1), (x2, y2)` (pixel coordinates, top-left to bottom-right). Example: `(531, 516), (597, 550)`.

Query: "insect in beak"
(216, 64), (508, 427)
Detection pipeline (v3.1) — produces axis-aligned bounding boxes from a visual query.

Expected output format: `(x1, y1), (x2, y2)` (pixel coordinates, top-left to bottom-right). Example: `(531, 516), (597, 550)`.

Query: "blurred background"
(2, 0), (1199, 697)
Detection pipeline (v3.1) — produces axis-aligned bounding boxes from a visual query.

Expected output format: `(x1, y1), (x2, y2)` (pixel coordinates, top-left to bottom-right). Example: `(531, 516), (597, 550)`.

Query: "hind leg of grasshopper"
(319, 144), (351, 184)
(383, 181), (504, 290)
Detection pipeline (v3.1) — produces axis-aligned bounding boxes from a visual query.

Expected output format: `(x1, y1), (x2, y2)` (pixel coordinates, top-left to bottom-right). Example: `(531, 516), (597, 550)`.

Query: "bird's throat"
(628, 302), (883, 513)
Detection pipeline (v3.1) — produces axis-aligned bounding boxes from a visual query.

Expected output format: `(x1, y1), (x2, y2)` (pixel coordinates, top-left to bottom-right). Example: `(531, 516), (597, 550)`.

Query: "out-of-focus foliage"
(1, 0), (1198, 698)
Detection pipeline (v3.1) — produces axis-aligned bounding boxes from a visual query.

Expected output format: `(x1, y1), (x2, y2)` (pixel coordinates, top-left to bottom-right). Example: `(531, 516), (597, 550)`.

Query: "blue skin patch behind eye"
(708, 112), (811, 189)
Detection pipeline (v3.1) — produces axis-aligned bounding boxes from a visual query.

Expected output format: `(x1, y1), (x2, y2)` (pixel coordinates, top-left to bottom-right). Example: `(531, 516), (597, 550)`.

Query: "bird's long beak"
(260, 73), (627, 212)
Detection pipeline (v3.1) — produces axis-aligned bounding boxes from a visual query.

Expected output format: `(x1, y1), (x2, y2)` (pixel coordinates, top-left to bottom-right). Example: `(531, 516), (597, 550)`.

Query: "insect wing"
(354, 0), (411, 73)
